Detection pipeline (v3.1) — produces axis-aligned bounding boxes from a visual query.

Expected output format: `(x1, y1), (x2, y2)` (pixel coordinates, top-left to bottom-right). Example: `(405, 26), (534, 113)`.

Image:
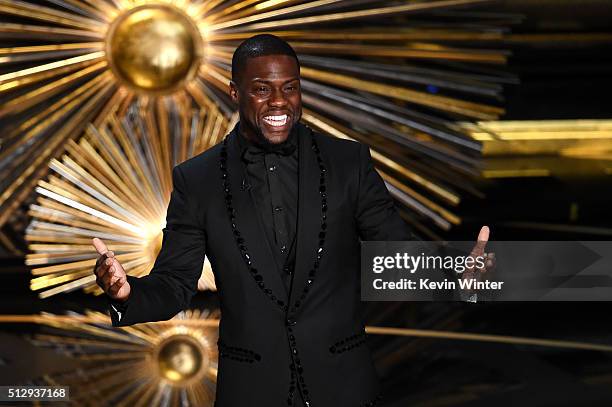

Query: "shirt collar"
(235, 121), (299, 158)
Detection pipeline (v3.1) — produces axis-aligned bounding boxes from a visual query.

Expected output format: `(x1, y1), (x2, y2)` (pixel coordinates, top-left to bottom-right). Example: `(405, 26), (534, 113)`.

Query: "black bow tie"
(242, 142), (296, 164)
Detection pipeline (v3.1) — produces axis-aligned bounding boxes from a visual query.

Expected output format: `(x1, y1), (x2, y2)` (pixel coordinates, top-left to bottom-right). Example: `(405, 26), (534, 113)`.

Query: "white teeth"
(263, 114), (288, 127)
(264, 114), (287, 121)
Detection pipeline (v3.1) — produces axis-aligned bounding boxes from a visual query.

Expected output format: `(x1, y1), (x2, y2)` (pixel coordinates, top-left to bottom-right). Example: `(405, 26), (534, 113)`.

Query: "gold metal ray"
(206, 0), (342, 30)
(208, 29), (505, 42)
(290, 42), (507, 64)
(188, 0), (231, 19)
(380, 170), (461, 229)
(0, 52), (105, 95)
(0, 22), (104, 40)
(80, 0), (121, 16)
(0, 0), (107, 31)
(206, 0), (299, 24)
(0, 59), (108, 117)
(58, 0), (118, 22)
(0, 42), (103, 61)
(365, 326), (612, 353)
(154, 98), (173, 188)
(26, 208), (125, 241)
(102, 114), (168, 215)
(140, 99), (172, 195)
(300, 67), (504, 120)
(218, 0), (491, 31)
(205, 0), (263, 21)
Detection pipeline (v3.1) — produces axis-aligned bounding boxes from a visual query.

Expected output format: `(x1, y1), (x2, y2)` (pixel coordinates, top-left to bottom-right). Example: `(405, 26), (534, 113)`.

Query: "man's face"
(229, 54), (302, 145)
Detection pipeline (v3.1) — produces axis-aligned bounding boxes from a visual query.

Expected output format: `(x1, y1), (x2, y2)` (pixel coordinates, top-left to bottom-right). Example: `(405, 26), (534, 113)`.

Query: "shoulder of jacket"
(175, 141), (224, 179)
(309, 126), (363, 153)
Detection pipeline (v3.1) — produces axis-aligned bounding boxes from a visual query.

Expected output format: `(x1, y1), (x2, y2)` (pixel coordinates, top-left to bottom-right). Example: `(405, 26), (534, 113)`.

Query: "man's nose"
(269, 88), (288, 107)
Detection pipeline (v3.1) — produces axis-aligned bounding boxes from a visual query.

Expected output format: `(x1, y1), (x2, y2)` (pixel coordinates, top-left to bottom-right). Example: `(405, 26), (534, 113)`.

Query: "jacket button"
(286, 318), (296, 326)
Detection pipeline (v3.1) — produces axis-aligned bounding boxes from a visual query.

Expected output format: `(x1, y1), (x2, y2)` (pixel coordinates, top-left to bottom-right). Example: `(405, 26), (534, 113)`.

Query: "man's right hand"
(92, 237), (131, 302)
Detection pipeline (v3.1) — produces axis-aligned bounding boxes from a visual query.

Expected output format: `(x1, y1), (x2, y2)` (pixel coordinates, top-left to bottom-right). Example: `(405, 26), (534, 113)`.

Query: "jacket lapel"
(226, 129), (289, 305)
(289, 124), (321, 313)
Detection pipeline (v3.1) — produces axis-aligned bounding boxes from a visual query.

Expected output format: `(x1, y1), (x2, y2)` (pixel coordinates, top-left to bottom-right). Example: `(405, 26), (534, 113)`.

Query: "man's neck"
(237, 121), (298, 151)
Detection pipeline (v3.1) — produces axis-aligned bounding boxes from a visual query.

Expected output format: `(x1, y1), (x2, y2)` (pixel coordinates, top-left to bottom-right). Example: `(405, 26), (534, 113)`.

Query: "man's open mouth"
(262, 114), (289, 128)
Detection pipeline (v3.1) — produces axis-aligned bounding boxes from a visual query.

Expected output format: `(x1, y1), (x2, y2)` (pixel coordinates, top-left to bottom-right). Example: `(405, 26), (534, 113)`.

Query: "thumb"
(471, 225), (490, 256)
(92, 237), (108, 255)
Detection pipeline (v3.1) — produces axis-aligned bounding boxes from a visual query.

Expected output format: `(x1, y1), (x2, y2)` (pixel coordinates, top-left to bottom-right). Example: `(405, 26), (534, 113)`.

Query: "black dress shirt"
(235, 123), (299, 291)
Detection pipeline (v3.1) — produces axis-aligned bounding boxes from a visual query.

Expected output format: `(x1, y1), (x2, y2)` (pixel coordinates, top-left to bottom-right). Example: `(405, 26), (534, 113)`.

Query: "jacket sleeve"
(355, 143), (416, 241)
(110, 164), (207, 327)
(354, 144), (464, 300)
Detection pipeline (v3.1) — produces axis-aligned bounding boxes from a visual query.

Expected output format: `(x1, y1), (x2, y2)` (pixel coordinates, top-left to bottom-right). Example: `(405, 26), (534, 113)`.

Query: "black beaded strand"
(289, 137), (327, 314)
(362, 393), (383, 407)
(220, 138), (287, 310)
(284, 136), (326, 407)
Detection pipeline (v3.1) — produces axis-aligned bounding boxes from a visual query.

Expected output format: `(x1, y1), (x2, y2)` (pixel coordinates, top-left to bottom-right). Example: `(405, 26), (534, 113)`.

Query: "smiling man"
(92, 34), (490, 406)
(233, 50), (301, 145)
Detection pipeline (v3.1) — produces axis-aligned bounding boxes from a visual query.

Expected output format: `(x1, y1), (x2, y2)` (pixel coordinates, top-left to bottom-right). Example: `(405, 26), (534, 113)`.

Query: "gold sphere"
(157, 335), (206, 383)
(106, 4), (203, 94)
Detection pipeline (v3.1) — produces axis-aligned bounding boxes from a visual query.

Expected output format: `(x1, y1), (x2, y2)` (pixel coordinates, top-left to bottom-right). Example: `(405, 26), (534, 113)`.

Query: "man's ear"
(229, 80), (239, 104)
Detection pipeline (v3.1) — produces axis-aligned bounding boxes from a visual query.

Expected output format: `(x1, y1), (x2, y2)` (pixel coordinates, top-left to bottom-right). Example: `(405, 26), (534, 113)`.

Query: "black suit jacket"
(110, 122), (415, 406)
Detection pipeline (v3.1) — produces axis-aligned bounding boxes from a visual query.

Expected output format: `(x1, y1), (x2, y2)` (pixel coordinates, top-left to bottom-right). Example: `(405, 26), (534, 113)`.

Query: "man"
(92, 34), (490, 406)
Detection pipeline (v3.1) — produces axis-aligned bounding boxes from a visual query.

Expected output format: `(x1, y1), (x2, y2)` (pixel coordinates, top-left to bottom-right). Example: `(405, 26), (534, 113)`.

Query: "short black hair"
(231, 34), (300, 84)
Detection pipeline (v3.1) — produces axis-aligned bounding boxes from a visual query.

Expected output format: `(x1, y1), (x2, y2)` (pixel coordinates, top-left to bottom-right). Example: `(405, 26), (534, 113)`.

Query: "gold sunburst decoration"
(25, 98), (225, 297)
(3, 309), (219, 406)
(0, 0), (515, 245)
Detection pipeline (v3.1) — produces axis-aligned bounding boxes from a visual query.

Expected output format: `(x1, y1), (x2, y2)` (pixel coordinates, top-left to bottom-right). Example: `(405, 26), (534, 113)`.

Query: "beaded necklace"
(219, 129), (327, 314)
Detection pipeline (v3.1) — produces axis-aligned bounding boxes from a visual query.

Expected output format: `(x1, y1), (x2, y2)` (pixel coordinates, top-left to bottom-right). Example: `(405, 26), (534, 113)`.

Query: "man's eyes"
(252, 84), (298, 94)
